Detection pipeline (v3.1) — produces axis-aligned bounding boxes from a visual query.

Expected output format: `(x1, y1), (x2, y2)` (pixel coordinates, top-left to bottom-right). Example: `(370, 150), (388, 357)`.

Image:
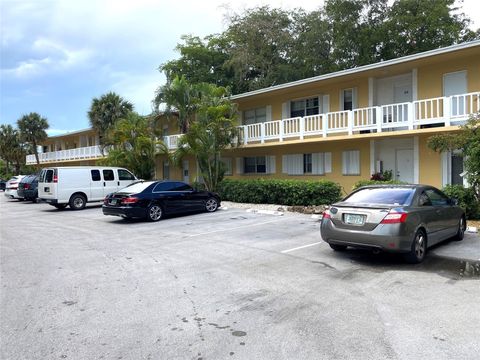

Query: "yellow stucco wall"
(418, 133), (442, 188)
(417, 53), (480, 99)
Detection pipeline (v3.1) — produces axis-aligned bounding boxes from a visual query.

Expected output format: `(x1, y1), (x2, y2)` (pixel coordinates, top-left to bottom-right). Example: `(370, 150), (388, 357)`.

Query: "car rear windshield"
(343, 188), (415, 206)
(118, 181), (153, 194)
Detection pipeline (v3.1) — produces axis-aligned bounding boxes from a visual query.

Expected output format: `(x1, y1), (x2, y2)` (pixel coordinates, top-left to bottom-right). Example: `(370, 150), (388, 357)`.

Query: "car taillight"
(322, 210), (332, 220)
(24, 183), (30, 190)
(121, 197), (139, 204)
(381, 211), (408, 224)
(53, 175), (58, 183)
(103, 196), (109, 205)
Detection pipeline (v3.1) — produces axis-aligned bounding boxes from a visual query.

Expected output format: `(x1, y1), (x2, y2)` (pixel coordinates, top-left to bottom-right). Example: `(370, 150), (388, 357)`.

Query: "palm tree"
(174, 83), (238, 191)
(153, 75), (199, 133)
(103, 112), (162, 180)
(17, 112), (49, 166)
(88, 92), (133, 148)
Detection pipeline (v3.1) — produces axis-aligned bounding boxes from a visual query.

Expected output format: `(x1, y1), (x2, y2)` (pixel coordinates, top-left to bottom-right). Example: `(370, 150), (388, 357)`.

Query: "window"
(118, 169), (135, 181)
(173, 182), (193, 191)
(153, 182), (177, 192)
(425, 189), (449, 206)
(40, 169), (54, 183)
(342, 89), (353, 111)
(221, 158), (233, 176)
(91, 170), (101, 181)
(345, 188), (415, 206)
(244, 107), (266, 125)
(244, 156), (266, 174)
(451, 153), (464, 185)
(290, 97), (319, 117)
(342, 150), (360, 175)
(103, 169), (115, 181)
(283, 153), (331, 175)
(303, 154), (312, 174)
(163, 161), (170, 180)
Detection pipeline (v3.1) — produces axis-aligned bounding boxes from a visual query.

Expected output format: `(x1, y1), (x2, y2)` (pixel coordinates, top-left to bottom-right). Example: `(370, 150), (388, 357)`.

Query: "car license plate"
(110, 199), (117, 205)
(344, 213), (365, 225)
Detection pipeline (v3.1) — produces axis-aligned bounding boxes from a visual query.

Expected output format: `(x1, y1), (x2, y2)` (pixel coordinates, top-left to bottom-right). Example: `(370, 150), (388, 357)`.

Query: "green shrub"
(442, 184), (480, 220)
(218, 178), (342, 206)
(352, 179), (407, 190)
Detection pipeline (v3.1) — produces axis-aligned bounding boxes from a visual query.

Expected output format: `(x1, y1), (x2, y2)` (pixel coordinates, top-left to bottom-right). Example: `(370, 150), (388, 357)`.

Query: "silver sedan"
(320, 185), (466, 263)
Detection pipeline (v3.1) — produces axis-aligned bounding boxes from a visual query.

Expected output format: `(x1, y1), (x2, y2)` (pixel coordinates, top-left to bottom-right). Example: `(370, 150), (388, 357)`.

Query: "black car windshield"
(343, 188), (415, 206)
(119, 182), (153, 194)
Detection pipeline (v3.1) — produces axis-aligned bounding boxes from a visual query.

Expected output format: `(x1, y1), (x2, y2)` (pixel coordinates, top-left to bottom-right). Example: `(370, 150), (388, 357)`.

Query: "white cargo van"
(38, 166), (138, 210)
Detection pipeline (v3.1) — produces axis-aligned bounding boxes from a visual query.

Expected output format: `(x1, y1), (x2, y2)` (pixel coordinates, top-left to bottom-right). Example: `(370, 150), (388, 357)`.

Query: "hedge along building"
(29, 41), (480, 191)
(157, 40), (480, 191)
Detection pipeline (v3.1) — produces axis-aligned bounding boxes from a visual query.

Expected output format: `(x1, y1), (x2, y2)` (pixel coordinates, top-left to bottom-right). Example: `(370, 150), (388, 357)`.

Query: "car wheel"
(405, 229), (427, 264)
(205, 197), (218, 212)
(69, 194), (87, 210)
(329, 244), (347, 251)
(147, 204), (163, 222)
(53, 204), (67, 210)
(454, 216), (465, 241)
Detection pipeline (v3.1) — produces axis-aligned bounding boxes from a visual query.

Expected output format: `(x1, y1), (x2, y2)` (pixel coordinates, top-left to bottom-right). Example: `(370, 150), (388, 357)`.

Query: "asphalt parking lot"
(1, 195), (479, 360)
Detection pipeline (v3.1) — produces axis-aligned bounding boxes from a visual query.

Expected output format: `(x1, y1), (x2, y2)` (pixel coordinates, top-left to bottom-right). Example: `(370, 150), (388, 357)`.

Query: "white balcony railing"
(26, 92), (480, 164)
(26, 145), (106, 165)
(236, 91), (479, 145)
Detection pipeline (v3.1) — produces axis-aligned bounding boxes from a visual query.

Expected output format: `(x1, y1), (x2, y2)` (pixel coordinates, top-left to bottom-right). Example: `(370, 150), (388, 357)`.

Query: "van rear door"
(102, 169), (118, 196)
(90, 169), (104, 201)
(38, 168), (57, 200)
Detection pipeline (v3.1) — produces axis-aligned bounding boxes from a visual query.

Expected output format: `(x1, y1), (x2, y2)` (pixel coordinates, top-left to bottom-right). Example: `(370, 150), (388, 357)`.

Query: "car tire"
(405, 229), (427, 264)
(205, 197), (218, 212)
(329, 244), (347, 251)
(69, 194), (87, 210)
(53, 204), (67, 210)
(454, 216), (466, 241)
(147, 204), (163, 222)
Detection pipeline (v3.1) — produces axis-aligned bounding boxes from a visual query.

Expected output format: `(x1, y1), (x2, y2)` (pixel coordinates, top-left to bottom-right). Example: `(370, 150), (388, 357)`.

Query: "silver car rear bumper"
(320, 218), (414, 253)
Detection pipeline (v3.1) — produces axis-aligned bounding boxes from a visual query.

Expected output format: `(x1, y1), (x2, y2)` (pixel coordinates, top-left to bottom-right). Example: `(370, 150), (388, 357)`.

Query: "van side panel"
(58, 168), (93, 202)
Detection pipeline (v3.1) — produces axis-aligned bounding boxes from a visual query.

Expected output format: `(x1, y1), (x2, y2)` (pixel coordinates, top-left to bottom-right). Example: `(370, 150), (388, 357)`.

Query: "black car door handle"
(103, 182), (106, 186)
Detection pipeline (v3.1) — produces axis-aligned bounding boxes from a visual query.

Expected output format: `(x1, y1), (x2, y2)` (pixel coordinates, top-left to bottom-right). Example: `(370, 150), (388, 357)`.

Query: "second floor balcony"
(26, 145), (106, 165)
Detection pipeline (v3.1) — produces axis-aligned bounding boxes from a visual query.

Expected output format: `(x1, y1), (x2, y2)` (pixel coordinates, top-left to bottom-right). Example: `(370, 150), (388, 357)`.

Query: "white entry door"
(182, 160), (189, 183)
(395, 149), (414, 183)
(444, 71), (467, 116)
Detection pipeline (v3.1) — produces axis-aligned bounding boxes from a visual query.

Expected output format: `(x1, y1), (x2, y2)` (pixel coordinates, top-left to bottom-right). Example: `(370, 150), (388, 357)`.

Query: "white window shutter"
(322, 95), (330, 114)
(325, 152), (332, 173)
(266, 156), (276, 174)
(343, 150), (360, 175)
(282, 155), (288, 174)
(292, 154), (303, 175)
(238, 111), (243, 124)
(342, 152), (348, 175)
(282, 102), (291, 119)
(340, 90), (345, 111)
(221, 158), (232, 175)
(352, 87), (358, 109)
(236, 157), (244, 174)
(266, 105), (272, 122)
(312, 153), (325, 175)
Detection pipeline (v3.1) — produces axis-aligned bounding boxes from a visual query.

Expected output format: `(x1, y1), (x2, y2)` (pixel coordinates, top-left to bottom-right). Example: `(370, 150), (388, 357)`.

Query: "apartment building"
(29, 40), (480, 191)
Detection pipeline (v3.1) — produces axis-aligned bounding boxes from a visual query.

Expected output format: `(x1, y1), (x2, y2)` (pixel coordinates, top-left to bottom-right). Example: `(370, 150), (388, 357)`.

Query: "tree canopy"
(88, 92), (134, 147)
(159, 0), (479, 94)
(17, 112), (49, 166)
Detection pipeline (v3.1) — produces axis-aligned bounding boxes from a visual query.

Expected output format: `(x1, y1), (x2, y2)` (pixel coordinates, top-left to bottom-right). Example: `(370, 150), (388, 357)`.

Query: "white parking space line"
(186, 219), (283, 237)
(281, 241), (323, 254)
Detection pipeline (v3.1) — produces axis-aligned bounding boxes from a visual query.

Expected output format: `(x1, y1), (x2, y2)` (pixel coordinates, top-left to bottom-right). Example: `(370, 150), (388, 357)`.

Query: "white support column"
(279, 120), (284, 142)
(322, 115), (328, 137)
(368, 77), (375, 107)
(441, 151), (450, 186)
(347, 111), (353, 135)
(243, 125), (248, 145)
(408, 103), (414, 130)
(370, 140), (376, 176)
(260, 123), (265, 144)
(299, 117), (305, 140)
(412, 68), (418, 101)
(444, 96), (451, 126)
(376, 106), (382, 133)
(413, 136), (419, 184)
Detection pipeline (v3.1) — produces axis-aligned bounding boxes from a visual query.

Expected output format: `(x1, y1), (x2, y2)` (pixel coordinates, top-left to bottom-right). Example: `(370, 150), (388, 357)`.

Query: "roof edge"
(230, 40), (480, 100)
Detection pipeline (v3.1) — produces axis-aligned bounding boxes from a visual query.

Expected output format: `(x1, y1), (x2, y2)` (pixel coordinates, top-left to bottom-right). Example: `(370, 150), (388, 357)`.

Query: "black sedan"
(102, 180), (221, 221)
(17, 174), (39, 201)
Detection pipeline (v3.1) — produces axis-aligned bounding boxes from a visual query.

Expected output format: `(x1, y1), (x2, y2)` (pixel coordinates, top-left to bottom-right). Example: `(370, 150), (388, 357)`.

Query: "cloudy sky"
(1, 0), (479, 135)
